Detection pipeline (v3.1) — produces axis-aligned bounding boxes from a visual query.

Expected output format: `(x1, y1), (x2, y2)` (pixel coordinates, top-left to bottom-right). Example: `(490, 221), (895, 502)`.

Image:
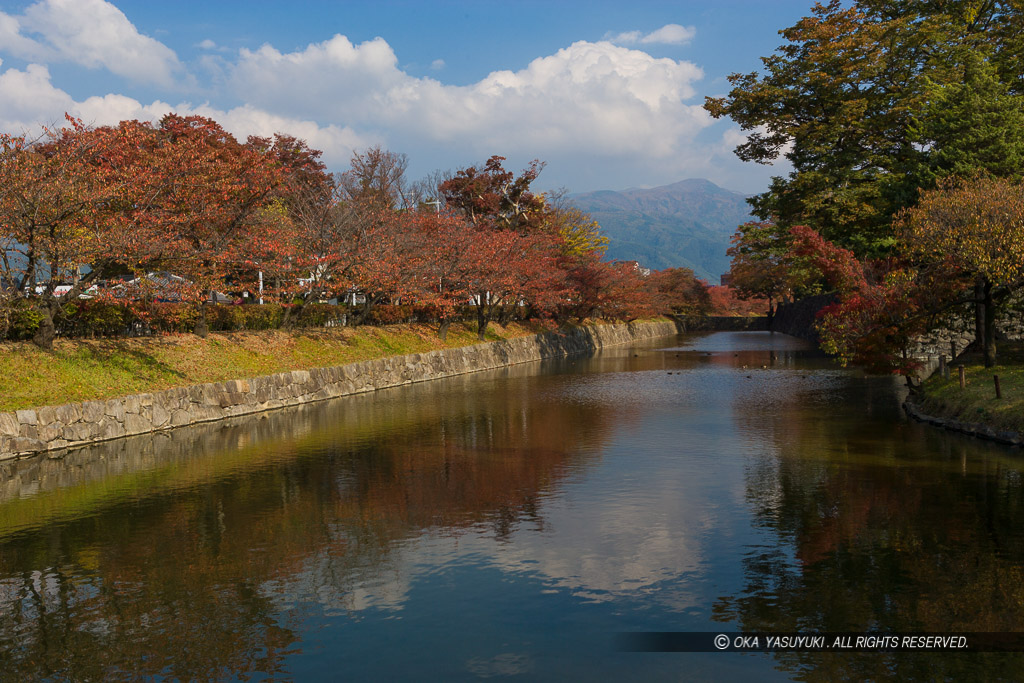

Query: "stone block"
(122, 395), (141, 414)
(62, 422), (95, 442)
(54, 403), (81, 424)
(187, 385), (206, 403)
(151, 402), (171, 428)
(10, 437), (45, 454)
(19, 423), (39, 440)
(123, 413), (152, 435)
(104, 400), (125, 421)
(36, 406), (57, 426)
(37, 423), (63, 443)
(170, 409), (192, 427)
(16, 409), (37, 426)
(100, 419), (125, 440)
(0, 413), (19, 438)
(82, 401), (105, 423)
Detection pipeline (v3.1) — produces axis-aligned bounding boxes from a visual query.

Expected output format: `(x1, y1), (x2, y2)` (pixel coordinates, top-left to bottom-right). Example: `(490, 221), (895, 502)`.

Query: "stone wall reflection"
(0, 361), (626, 680)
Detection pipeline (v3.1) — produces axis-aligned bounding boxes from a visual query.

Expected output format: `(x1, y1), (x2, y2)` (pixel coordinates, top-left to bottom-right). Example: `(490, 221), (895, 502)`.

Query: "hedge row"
(0, 300), (527, 341)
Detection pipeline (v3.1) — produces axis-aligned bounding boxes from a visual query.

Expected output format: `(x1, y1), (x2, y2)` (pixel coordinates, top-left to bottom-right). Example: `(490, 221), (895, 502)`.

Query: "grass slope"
(0, 321), (546, 413)
(916, 341), (1024, 433)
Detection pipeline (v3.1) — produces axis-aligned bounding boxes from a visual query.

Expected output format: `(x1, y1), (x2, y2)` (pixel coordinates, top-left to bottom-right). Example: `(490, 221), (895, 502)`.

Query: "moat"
(2, 331), (1023, 681)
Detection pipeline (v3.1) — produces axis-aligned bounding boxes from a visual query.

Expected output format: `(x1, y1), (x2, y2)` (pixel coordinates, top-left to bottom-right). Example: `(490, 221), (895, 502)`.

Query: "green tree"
(705, 0), (1024, 257)
(911, 48), (1024, 187)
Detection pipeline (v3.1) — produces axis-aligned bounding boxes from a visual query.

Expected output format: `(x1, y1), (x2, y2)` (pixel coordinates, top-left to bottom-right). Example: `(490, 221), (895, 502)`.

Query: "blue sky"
(0, 0), (814, 194)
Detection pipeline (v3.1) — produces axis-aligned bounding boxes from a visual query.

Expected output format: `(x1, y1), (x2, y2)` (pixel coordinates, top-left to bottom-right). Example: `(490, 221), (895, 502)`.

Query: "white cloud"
(606, 23), (696, 46)
(1, 0), (182, 86)
(0, 22), (718, 189)
(0, 62), (372, 167)
(430, 58), (445, 71)
(225, 36), (710, 160)
(197, 39), (218, 50)
(641, 24), (696, 45)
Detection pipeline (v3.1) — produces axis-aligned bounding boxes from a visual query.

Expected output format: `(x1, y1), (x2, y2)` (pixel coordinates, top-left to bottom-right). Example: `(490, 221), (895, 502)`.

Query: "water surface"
(2, 331), (1023, 681)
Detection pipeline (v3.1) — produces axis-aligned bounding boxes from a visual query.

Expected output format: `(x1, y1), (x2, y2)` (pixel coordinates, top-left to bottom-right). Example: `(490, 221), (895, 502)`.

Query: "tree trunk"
(32, 303), (56, 350)
(476, 304), (489, 341)
(438, 319), (451, 342)
(983, 278), (997, 368)
(974, 279), (986, 354)
(194, 298), (210, 338)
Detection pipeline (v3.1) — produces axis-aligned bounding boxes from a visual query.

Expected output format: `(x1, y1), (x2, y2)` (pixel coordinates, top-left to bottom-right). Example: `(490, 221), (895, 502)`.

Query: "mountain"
(569, 178), (753, 284)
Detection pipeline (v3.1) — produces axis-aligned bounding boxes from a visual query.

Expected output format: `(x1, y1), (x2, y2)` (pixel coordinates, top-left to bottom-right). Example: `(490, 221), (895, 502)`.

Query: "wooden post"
(958, 365), (966, 389)
(939, 355), (946, 378)
(994, 375), (1002, 399)
(950, 340), (957, 360)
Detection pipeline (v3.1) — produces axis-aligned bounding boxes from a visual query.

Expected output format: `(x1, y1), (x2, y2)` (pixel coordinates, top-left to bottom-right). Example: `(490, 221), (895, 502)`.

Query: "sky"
(0, 0), (815, 195)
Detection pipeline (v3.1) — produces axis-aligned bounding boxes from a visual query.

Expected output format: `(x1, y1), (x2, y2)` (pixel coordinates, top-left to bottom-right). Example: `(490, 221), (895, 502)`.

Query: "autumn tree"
(539, 191), (609, 257)
(440, 156), (546, 232)
(338, 145), (412, 210)
(899, 176), (1024, 367)
(0, 118), (126, 348)
(118, 115), (287, 336)
(726, 221), (816, 323)
(647, 267), (711, 317)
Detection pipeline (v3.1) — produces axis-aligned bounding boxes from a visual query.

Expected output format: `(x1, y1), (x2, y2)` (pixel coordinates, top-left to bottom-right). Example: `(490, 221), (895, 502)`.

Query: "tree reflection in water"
(716, 371), (1024, 679)
(0, 363), (627, 680)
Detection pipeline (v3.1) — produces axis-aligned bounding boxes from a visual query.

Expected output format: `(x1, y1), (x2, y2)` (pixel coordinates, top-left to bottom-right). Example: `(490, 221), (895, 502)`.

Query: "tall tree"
(440, 156), (546, 232)
(338, 146), (411, 210)
(706, 0), (1024, 256)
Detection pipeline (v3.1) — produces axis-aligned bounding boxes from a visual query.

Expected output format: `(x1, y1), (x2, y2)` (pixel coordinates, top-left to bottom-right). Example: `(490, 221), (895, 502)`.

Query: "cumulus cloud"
(224, 36), (710, 160)
(606, 23), (696, 46)
(0, 9), (717, 188)
(1, 0), (182, 86)
(0, 62), (372, 166)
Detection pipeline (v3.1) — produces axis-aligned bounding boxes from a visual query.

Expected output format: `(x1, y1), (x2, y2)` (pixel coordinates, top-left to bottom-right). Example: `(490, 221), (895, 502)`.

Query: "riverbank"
(0, 319), (679, 460)
(0, 321), (543, 413)
(904, 341), (1024, 447)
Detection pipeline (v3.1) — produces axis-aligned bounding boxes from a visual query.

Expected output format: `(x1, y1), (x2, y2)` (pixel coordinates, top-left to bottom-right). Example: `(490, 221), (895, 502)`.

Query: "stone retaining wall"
(671, 315), (769, 332)
(903, 398), (1023, 447)
(0, 321), (679, 461)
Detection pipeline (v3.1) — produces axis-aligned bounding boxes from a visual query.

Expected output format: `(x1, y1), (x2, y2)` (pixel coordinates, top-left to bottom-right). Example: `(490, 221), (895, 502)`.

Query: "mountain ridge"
(570, 178), (753, 284)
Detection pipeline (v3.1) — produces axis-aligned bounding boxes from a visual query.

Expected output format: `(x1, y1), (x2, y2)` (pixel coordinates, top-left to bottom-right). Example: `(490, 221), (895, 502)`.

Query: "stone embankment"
(902, 399), (1023, 447)
(670, 315), (768, 332)
(0, 321), (679, 461)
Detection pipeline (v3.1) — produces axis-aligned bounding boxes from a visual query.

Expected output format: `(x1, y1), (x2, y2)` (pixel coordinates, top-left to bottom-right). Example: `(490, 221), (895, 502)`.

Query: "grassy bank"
(915, 341), (1024, 434)
(0, 321), (554, 413)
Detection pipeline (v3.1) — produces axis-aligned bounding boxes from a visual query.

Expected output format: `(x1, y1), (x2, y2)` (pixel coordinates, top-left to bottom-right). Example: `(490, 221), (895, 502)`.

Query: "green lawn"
(0, 321), (548, 413)
(916, 341), (1024, 433)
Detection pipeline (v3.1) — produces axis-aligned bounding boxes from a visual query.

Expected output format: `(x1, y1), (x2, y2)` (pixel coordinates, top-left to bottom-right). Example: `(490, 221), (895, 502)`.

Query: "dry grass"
(0, 320), (550, 412)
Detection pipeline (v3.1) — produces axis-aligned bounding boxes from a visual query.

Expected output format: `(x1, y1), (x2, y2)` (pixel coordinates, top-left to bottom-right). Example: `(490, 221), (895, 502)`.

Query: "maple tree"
(726, 221), (819, 323)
